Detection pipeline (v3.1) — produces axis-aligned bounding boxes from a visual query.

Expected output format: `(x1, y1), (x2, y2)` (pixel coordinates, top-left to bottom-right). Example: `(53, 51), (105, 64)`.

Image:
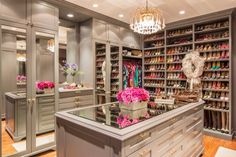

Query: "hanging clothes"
(123, 61), (142, 89)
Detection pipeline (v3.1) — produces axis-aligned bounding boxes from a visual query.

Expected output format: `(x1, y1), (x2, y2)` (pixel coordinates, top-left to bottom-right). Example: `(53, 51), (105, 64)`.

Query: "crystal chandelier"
(130, 0), (165, 34)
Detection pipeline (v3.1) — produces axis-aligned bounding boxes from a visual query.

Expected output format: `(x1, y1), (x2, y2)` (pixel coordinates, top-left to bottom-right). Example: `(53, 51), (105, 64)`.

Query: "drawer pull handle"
(193, 117), (199, 121)
(139, 149), (151, 157)
(193, 130), (199, 135)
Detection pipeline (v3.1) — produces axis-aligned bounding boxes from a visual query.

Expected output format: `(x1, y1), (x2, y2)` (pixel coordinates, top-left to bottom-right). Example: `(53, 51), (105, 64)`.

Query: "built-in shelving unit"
(110, 45), (120, 101)
(144, 31), (165, 99)
(95, 42), (106, 104)
(142, 14), (233, 139)
(194, 18), (231, 137)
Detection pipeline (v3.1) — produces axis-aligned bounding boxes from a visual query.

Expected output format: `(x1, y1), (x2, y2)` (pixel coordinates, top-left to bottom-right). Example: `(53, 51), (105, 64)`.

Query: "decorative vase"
(44, 88), (53, 94)
(119, 101), (148, 119)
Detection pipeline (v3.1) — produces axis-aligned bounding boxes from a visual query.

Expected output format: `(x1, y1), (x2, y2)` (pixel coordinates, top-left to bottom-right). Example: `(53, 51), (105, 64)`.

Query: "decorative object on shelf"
(36, 81), (55, 94)
(130, 0), (165, 34)
(60, 63), (70, 84)
(102, 61), (111, 89)
(16, 52), (26, 62)
(182, 51), (205, 91)
(70, 63), (80, 83)
(16, 75), (26, 83)
(47, 39), (55, 52)
(172, 91), (199, 103)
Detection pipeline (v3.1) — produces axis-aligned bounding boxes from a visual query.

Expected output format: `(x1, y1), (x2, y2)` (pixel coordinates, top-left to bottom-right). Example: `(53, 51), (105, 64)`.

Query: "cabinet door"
(120, 28), (141, 49)
(31, 0), (59, 30)
(93, 19), (108, 41)
(132, 32), (141, 49)
(108, 24), (120, 43)
(0, 0), (27, 24)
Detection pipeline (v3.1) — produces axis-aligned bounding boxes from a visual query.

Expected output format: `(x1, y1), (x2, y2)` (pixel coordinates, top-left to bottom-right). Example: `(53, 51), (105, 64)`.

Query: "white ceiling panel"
(65, 0), (236, 24)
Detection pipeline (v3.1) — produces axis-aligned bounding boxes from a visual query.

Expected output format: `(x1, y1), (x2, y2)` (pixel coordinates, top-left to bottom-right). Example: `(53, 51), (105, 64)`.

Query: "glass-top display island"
(56, 100), (204, 157)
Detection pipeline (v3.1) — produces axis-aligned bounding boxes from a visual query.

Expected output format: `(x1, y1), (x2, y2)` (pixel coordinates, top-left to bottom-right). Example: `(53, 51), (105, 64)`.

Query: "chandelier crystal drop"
(130, 0), (165, 34)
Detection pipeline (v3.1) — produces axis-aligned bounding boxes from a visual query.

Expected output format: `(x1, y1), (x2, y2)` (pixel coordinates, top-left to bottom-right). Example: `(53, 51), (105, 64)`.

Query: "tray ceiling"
(65, 0), (236, 23)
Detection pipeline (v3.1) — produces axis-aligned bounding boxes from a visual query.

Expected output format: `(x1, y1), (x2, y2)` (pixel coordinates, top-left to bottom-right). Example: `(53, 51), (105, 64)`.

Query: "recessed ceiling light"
(118, 14), (124, 18)
(179, 10), (185, 15)
(67, 14), (74, 18)
(93, 4), (98, 7)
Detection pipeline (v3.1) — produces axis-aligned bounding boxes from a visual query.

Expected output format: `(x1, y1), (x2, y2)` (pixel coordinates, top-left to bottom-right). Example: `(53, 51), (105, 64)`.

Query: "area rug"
(12, 134), (54, 152)
(215, 146), (236, 157)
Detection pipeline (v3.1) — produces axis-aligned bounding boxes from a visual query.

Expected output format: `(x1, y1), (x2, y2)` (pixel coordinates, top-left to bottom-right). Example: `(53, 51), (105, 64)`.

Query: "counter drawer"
(59, 102), (76, 111)
(76, 101), (93, 107)
(124, 128), (154, 156)
(124, 119), (173, 156)
(127, 142), (154, 157)
(59, 97), (76, 104)
(38, 96), (55, 104)
(74, 90), (93, 96)
(76, 95), (94, 101)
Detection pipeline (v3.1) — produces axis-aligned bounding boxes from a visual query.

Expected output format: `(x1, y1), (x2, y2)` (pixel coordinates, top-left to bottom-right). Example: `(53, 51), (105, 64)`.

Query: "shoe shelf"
(144, 32), (166, 97)
(110, 45), (120, 102)
(202, 88), (229, 92)
(204, 107), (229, 112)
(195, 18), (231, 136)
(142, 15), (233, 139)
(144, 70), (165, 72)
(95, 43), (106, 93)
(166, 26), (193, 95)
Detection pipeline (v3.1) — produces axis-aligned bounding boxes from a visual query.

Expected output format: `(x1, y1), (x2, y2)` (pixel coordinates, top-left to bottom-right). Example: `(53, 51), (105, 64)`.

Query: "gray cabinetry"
(58, 89), (94, 111)
(0, 0), (58, 30)
(120, 27), (141, 49)
(56, 101), (204, 157)
(31, 0), (59, 30)
(36, 96), (55, 133)
(5, 93), (55, 141)
(108, 24), (121, 43)
(93, 19), (121, 43)
(5, 95), (26, 141)
(0, 0), (27, 24)
(93, 19), (108, 41)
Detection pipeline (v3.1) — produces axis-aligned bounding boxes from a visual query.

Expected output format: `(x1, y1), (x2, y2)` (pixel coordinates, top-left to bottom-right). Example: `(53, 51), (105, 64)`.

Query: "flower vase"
(44, 88), (53, 94)
(119, 101), (148, 119)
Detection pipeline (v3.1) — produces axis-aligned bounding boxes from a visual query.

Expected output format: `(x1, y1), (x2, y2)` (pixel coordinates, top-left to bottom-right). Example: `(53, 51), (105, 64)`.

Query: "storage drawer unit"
(124, 105), (204, 157)
(59, 89), (94, 111)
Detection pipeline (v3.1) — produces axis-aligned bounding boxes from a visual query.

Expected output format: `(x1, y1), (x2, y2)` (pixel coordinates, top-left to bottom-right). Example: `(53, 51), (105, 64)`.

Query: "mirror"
(1, 25), (27, 156)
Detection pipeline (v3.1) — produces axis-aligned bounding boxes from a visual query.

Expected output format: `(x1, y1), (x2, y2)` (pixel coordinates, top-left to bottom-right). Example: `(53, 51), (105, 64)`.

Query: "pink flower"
(116, 88), (150, 105)
(116, 115), (140, 128)
(36, 81), (55, 90)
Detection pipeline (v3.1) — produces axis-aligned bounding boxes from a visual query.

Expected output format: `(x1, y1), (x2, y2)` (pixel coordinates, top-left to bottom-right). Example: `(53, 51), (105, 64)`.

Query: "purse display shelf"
(143, 14), (233, 139)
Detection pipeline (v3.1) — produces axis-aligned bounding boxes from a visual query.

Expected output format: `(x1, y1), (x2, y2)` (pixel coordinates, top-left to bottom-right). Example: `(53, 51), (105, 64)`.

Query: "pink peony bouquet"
(117, 88), (150, 105)
(36, 81), (54, 90)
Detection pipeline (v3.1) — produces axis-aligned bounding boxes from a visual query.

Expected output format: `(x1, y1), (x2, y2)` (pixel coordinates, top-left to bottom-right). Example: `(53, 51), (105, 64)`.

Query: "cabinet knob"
(139, 149), (150, 157)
